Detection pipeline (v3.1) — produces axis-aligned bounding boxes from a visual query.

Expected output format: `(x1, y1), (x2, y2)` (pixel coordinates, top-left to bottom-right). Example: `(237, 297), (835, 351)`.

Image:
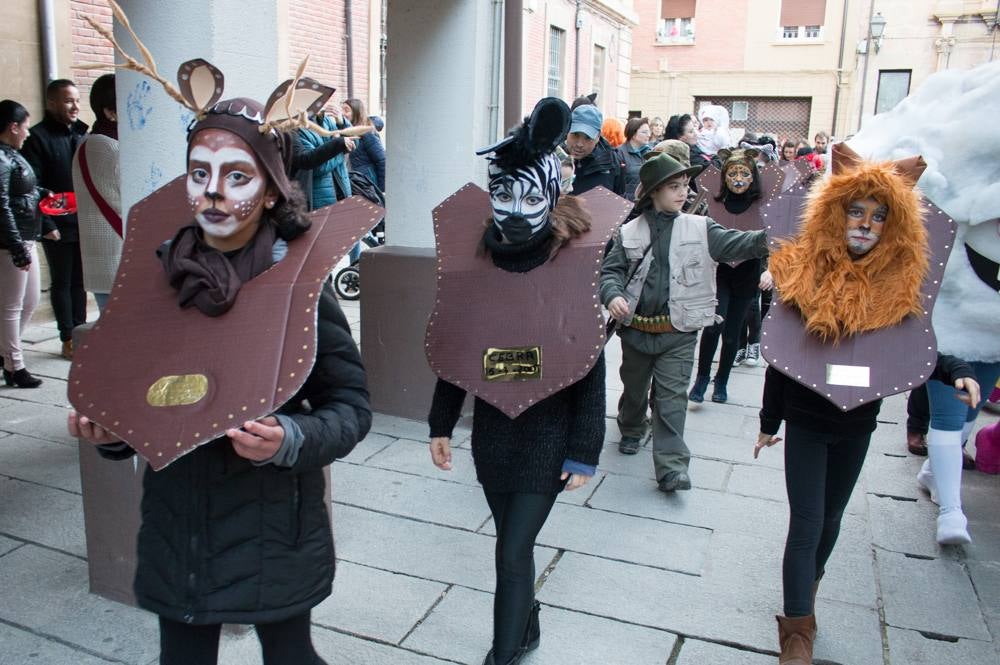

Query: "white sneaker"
(937, 508), (971, 545)
(733, 347), (746, 367)
(916, 460), (939, 505)
(743, 343), (760, 367)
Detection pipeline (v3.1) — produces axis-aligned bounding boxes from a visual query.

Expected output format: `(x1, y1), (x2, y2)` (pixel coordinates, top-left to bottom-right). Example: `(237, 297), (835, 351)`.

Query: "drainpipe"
(39, 0), (58, 86)
(831, 0), (850, 137)
(574, 0), (582, 97)
(503, 0), (523, 130)
(857, 0), (877, 130)
(489, 0), (503, 138)
(345, 0), (355, 99)
(379, 1), (387, 117)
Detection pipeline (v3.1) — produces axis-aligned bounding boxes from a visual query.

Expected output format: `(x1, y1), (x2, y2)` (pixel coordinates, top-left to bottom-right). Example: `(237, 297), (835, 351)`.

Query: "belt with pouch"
(628, 314), (676, 333)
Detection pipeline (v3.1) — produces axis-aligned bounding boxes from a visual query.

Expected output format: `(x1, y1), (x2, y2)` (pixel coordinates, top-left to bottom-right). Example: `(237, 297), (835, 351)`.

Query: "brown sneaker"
(906, 431), (927, 456)
(61, 340), (74, 360)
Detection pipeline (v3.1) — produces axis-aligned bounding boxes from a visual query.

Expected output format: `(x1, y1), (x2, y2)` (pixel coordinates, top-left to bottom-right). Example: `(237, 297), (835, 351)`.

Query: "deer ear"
(831, 142), (864, 175)
(177, 59), (224, 114)
(263, 77), (335, 123)
(892, 155), (927, 188)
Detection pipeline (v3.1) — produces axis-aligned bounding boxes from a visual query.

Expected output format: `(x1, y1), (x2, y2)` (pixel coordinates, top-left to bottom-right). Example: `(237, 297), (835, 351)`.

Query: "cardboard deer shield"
(696, 164), (783, 232)
(68, 176), (383, 470)
(424, 184), (631, 419)
(761, 197), (957, 410)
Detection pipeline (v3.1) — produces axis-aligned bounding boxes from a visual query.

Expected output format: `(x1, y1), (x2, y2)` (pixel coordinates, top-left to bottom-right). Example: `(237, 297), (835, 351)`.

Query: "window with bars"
(548, 27), (565, 98)
(657, 0), (696, 44)
(592, 45), (606, 102)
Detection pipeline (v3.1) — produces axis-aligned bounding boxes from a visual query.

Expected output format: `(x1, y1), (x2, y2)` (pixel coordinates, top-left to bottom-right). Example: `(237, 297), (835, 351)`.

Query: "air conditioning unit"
(732, 101), (749, 122)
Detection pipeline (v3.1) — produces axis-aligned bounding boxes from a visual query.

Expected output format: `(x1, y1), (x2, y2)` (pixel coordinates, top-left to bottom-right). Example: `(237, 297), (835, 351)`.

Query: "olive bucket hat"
(636, 153), (702, 206)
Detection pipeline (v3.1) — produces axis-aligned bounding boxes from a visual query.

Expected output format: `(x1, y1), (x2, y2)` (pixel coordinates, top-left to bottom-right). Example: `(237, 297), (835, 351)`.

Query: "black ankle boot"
(482, 649), (524, 665)
(522, 600), (540, 652)
(3, 368), (42, 388)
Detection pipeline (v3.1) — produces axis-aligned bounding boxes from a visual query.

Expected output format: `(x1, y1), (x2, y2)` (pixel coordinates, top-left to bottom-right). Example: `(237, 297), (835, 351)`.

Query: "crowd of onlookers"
(0, 77), (386, 387)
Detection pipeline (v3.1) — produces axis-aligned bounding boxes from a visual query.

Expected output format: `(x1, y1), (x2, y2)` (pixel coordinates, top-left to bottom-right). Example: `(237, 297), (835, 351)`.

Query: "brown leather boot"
(61, 340), (74, 360)
(776, 615), (816, 665)
(906, 431), (927, 455)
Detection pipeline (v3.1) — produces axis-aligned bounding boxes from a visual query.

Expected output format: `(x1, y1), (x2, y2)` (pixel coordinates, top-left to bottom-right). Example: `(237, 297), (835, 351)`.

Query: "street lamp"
(869, 12), (887, 53)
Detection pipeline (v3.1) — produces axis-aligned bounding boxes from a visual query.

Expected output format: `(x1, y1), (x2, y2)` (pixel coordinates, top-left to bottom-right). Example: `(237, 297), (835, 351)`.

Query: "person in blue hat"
(563, 103), (626, 197)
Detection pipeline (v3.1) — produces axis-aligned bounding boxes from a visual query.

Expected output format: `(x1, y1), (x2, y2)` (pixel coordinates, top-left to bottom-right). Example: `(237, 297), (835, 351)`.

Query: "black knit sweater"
(427, 226), (607, 494)
(760, 353), (975, 437)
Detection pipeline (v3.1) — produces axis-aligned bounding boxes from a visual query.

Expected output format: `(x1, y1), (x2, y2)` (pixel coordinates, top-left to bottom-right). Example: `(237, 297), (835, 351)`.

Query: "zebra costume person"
(424, 97), (630, 665)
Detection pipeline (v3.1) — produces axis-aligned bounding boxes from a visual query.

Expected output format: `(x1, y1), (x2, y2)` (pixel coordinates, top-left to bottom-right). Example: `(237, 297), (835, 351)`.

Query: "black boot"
(522, 600), (540, 652)
(3, 368), (42, 388)
(482, 649), (524, 665)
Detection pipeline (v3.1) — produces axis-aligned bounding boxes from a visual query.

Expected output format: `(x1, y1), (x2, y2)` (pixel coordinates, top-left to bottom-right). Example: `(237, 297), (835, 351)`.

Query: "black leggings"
(739, 288), (772, 348)
(484, 491), (558, 662)
(695, 278), (755, 386)
(782, 423), (871, 617)
(40, 239), (86, 342)
(158, 611), (326, 665)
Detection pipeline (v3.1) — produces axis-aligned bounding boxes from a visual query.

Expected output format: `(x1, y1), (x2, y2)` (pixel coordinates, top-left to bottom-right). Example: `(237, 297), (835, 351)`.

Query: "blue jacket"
(350, 129), (386, 192)
(297, 114), (351, 209)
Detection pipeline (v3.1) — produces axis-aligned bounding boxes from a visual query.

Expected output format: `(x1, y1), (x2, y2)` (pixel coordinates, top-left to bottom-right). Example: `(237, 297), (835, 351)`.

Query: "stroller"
(333, 171), (385, 301)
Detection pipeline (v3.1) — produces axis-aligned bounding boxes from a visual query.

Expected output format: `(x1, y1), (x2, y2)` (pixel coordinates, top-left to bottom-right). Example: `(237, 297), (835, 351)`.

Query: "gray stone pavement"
(1, 298), (999, 664)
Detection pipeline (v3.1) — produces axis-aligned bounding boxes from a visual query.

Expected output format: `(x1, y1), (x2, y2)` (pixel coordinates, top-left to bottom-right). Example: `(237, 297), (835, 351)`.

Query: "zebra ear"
(525, 97), (571, 154)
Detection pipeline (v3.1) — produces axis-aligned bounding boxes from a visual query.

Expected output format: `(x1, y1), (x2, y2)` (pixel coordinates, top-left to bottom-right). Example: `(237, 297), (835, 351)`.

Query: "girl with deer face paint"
(186, 128), (279, 251)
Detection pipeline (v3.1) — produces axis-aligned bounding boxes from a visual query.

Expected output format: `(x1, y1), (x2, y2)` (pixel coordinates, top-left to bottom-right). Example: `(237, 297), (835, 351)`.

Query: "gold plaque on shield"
(483, 347), (542, 381)
(146, 374), (209, 407)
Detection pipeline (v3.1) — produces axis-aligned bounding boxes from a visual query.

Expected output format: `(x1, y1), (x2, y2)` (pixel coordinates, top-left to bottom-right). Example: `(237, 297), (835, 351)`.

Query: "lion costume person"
(755, 143), (977, 665)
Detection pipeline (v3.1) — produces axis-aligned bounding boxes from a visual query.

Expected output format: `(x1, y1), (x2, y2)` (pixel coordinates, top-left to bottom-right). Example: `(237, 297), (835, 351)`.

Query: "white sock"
(961, 420), (974, 446)
(926, 428), (963, 513)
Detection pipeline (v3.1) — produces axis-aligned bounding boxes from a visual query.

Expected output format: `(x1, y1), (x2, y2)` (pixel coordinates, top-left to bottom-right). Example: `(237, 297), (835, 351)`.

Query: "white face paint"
(186, 128), (269, 248)
(487, 156), (561, 244)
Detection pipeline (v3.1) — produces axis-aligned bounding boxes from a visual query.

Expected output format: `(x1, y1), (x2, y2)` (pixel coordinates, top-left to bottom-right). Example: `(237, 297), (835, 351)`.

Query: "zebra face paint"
(488, 153), (562, 244)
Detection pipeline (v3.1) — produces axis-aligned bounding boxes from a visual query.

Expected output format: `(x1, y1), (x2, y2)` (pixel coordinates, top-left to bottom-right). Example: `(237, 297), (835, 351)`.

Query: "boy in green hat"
(601, 153), (768, 492)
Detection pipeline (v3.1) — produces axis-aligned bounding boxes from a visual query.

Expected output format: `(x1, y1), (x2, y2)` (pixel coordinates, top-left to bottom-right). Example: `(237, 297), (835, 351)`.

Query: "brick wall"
(69, 0), (115, 114)
(288, 0), (372, 112)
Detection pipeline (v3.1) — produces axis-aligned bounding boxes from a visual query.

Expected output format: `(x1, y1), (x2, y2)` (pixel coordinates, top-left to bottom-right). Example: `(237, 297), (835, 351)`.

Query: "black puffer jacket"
(0, 143), (43, 258)
(570, 137), (626, 197)
(101, 285), (371, 624)
(20, 113), (88, 241)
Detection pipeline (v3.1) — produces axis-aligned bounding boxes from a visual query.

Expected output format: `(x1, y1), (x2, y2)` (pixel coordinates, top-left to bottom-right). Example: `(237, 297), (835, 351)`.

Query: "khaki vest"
(620, 212), (721, 332)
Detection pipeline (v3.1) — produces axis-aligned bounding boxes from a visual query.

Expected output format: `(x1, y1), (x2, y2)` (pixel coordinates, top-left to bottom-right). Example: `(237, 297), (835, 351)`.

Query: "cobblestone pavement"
(0, 300), (998, 664)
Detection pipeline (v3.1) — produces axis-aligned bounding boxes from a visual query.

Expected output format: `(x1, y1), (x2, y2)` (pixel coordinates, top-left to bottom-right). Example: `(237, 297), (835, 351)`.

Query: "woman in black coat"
(70, 92), (371, 664)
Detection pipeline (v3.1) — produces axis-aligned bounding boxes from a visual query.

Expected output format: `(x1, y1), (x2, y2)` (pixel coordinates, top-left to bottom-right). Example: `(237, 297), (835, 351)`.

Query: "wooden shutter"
(780, 0), (826, 26)
(661, 0), (697, 20)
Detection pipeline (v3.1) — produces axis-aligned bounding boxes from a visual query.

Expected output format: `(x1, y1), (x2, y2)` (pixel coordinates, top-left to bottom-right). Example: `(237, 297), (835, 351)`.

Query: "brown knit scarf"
(160, 222), (276, 317)
(768, 161), (928, 343)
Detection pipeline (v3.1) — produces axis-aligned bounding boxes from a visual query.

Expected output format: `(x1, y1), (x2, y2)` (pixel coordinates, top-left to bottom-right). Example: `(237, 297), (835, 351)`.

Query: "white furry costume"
(849, 61), (1000, 362)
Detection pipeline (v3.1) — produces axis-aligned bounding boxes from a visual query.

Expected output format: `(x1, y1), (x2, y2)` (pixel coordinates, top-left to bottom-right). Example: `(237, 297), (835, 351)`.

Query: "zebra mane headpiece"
(477, 97), (571, 213)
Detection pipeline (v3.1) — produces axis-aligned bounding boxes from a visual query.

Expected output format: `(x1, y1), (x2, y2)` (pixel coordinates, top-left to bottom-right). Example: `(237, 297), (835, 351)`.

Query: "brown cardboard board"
(761, 197), (957, 410)
(424, 184), (631, 419)
(68, 176), (383, 470)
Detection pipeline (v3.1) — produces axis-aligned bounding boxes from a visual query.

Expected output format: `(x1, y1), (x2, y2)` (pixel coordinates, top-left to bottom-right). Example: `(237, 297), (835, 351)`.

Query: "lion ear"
(892, 155), (927, 188)
(717, 148), (732, 163)
(263, 77), (335, 124)
(177, 59), (224, 114)
(831, 142), (864, 175)
(743, 147), (760, 161)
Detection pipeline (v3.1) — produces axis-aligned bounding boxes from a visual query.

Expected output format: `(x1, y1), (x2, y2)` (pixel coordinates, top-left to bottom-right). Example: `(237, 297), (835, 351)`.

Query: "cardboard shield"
(772, 160), (811, 193)
(68, 176), (383, 470)
(696, 164), (783, 232)
(424, 184), (631, 419)
(761, 197), (957, 410)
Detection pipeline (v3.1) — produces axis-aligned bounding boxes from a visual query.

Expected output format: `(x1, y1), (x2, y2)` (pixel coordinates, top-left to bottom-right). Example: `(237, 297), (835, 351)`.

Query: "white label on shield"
(826, 364), (871, 388)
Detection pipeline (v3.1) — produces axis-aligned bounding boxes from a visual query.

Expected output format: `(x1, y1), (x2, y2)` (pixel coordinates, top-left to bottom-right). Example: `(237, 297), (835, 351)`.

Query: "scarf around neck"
(160, 222), (276, 317)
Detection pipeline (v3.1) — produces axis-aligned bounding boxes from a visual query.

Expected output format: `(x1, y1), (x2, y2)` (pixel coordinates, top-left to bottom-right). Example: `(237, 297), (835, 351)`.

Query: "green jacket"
(600, 210), (769, 354)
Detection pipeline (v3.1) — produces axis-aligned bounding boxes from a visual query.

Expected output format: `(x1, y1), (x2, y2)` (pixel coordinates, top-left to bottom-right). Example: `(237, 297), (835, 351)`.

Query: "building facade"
(629, 0), (998, 144)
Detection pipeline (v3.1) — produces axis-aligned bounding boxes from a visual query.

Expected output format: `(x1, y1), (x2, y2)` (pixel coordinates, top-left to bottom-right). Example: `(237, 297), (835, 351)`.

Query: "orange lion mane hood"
(768, 143), (929, 343)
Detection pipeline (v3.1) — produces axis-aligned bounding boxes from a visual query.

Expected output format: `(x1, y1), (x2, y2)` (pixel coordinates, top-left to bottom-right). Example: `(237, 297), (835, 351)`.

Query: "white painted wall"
(115, 0), (282, 224)
(384, 0), (497, 247)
